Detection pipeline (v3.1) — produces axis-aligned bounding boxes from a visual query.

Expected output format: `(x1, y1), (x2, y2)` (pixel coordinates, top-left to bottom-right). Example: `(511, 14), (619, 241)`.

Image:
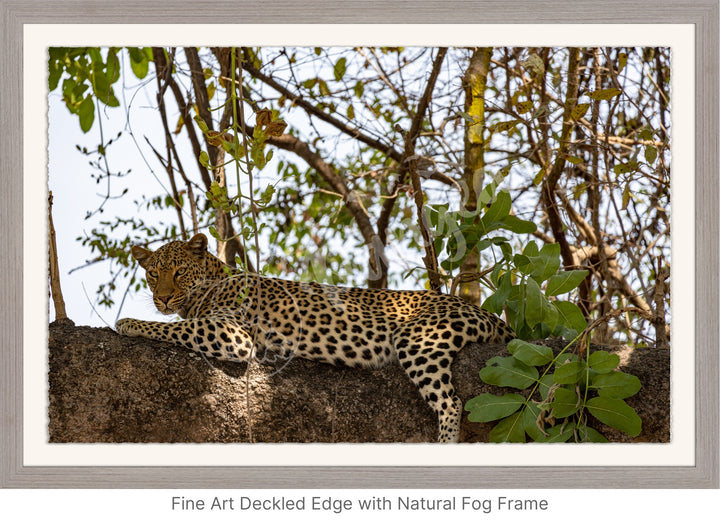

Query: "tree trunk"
(459, 48), (493, 305)
(49, 321), (669, 443)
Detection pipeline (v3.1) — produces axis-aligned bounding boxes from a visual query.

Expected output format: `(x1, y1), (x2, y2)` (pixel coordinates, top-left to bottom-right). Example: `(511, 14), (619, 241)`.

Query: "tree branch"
(267, 133), (387, 288)
(541, 47), (579, 272)
(242, 56), (403, 163)
(405, 47), (447, 291)
(48, 192), (68, 320)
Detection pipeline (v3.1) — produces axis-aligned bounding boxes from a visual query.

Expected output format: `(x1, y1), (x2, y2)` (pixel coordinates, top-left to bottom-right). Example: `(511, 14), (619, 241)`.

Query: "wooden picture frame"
(1, 0), (717, 488)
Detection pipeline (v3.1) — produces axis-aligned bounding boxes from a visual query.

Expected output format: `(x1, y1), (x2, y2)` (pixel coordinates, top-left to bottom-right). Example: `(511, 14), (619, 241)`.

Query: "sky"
(48, 64), (191, 327)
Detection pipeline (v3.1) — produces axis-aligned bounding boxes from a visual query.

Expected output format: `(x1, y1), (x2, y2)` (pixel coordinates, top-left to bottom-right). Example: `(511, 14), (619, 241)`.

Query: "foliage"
(427, 178), (587, 340)
(428, 177), (643, 441)
(48, 46), (670, 345)
(465, 340), (642, 442)
(49, 47), (149, 132)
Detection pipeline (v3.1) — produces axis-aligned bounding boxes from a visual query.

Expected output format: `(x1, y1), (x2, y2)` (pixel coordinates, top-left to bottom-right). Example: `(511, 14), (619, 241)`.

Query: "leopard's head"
(131, 233), (220, 315)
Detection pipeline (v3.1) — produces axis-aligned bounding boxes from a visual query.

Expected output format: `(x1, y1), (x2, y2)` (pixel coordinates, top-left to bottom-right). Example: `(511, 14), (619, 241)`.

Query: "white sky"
(49, 75), (179, 327)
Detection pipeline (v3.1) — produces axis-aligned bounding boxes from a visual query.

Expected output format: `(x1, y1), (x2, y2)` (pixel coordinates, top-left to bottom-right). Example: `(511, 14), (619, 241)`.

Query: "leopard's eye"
(147, 270), (158, 279)
(176, 268), (187, 277)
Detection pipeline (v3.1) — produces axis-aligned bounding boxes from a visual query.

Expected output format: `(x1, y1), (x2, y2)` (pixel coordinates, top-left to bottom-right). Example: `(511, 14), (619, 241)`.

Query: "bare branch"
(242, 56), (403, 163)
(405, 47), (448, 291)
(49, 192), (68, 320)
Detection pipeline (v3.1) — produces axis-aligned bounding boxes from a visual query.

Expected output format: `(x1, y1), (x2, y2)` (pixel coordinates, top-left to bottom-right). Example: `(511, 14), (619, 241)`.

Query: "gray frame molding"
(1, 0), (717, 488)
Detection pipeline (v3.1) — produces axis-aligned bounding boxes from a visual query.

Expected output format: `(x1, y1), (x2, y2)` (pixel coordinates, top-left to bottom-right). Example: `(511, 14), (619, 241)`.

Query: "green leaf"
(333, 57), (347, 81)
(128, 47), (150, 79)
(480, 190), (511, 225)
(106, 48), (121, 84)
(618, 52), (628, 72)
(527, 243), (561, 282)
(481, 271), (512, 314)
(522, 403), (547, 442)
(541, 424), (574, 442)
(525, 277), (559, 330)
(553, 360), (586, 384)
(490, 119), (521, 133)
(588, 351), (620, 373)
(553, 300), (588, 333)
(499, 215), (537, 234)
(574, 424), (609, 443)
(78, 95), (95, 132)
(545, 270), (588, 296)
(465, 393), (526, 423)
(193, 115), (209, 133)
(251, 143), (267, 169)
(588, 88), (622, 100)
(258, 184), (276, 206)
(508, 340), (554, 367)
(353, 81), (364, 98)
(489, 411), (526, 443)
(537, 374), (555, 400)
(91, 67), (112, 105)
(513, 254), (532, 275)
(533, 167), (546, 185)
(199, 150), (210, 168)
(639, 127), (654, 141)
(551, 387), (580, 418)
(515, 100), (533, 114)
(622, 183), (632, 209)
(522, 54), (545, 76)
(479, 356), (539, 389)
(570, 102), (591, 121)
(645, 145), (657, 164)
(614, 160), (639, 175)
(48, 55), (64, 91)
(586, 397), (642, 436)
(591, 371), (642, 399)
(522, 241), (539, 257)
(476, 180), (497, 208)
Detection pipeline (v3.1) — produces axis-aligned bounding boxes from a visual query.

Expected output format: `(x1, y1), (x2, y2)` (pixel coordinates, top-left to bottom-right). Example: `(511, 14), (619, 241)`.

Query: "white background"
(8, 21), (716, 520)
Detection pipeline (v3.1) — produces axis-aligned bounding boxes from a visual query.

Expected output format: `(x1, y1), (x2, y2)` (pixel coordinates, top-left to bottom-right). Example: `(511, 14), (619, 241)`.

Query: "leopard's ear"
(131, 246), (153, 269)
(185, 233), (208, 259)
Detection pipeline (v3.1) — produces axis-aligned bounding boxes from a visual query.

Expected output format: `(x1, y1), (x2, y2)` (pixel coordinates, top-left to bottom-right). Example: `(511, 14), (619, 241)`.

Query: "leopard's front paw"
(116, 318), (141, 337)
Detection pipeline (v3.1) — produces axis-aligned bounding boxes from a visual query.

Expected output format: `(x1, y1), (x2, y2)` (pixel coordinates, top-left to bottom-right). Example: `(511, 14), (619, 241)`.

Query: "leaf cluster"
(466, 342), (643, 442)
(427, 178), (588, 340)
(49, 47), (152, 132)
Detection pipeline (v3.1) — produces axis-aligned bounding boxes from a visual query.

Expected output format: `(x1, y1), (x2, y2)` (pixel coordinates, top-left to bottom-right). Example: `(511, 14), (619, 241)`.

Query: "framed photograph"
(1, 0), (717, 489)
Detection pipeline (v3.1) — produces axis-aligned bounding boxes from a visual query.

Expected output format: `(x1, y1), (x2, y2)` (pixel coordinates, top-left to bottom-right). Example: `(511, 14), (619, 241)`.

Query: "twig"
(48, 192), (68, 320)
(577, 306), (653, 356)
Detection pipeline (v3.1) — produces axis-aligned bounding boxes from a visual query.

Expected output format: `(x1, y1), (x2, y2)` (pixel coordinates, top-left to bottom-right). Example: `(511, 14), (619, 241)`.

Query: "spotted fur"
(116, 233), (514, 442)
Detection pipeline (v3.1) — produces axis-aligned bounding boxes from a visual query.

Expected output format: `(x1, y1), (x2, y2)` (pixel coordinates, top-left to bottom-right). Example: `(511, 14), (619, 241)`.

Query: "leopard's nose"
(157, 295), (172, 305)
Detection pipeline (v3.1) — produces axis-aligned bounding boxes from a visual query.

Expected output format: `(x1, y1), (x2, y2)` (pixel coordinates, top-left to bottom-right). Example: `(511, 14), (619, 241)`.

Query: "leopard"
(116, 233), (515, 443)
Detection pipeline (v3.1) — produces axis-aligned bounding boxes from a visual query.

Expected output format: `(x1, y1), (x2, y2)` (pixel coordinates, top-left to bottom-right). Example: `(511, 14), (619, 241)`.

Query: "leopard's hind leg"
(392, 317), (470, 443)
